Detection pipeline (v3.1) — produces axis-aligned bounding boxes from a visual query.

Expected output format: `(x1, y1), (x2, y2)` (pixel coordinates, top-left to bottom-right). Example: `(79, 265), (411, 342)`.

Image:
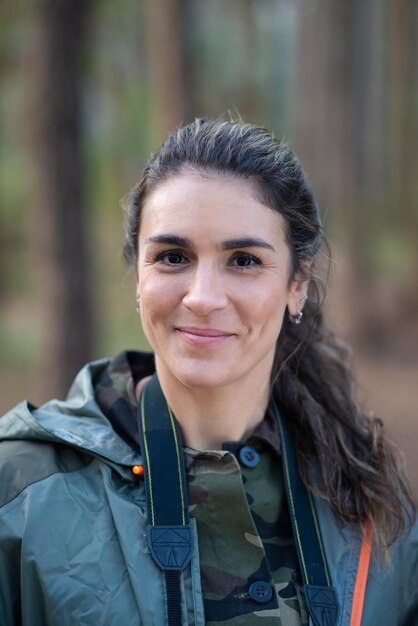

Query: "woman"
(0, 118), (416, 626)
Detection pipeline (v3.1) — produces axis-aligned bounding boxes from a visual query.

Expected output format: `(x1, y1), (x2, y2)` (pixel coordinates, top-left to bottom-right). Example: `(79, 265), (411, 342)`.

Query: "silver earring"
(136, 296), (140, 313)
(289, 295), (307, 325)
(289, 310), (303, 325)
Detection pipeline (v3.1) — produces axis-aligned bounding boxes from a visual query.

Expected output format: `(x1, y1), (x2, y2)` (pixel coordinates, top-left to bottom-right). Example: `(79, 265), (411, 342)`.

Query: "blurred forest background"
(0, 0), (417, 491)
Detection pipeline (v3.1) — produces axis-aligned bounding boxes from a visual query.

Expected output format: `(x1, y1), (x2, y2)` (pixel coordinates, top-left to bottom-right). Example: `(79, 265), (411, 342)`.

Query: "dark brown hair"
(123, 118), (416, 552)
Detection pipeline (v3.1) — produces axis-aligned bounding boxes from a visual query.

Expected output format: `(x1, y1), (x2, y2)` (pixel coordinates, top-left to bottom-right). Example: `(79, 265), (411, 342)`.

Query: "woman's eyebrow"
(145, 234), (192, 247)
(144, 234), (275, 252)
(221, 237), (275, 251)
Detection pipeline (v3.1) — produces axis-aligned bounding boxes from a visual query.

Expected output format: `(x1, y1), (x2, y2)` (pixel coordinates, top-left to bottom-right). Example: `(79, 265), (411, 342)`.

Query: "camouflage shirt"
(184, 412), (308, 625)
(94, 352), (308, 625)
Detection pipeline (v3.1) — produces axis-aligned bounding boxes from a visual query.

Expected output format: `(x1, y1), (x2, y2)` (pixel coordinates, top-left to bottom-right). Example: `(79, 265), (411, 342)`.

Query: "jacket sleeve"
(0, 501), (23, 625)
(398, 517), (418, 625)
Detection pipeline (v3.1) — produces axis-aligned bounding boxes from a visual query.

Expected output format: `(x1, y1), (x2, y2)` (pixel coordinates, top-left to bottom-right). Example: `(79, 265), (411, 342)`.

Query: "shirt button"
(248, 581), (273, 604)
(239, 445), (260, 468)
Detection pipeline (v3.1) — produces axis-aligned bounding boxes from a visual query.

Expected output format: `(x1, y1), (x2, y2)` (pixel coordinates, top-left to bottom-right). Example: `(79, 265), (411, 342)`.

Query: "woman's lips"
(176, 327), (235, 347)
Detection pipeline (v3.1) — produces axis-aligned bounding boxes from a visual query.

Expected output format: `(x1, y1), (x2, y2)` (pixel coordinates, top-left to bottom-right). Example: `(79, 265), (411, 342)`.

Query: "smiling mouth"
(176, 327), (235, 346)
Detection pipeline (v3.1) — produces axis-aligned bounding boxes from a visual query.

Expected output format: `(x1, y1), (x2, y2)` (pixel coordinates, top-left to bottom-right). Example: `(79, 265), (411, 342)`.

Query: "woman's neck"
(153, 363), (271, 451)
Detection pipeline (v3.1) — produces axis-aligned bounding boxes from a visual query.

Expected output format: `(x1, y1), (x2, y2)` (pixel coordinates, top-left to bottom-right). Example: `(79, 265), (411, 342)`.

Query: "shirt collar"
(94, 350), (155, 451)
(184, 405), (281, 464)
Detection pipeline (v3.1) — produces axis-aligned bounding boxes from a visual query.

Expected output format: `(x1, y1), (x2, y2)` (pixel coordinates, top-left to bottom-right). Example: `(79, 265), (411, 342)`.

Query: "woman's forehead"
(140, 171), (286, 238)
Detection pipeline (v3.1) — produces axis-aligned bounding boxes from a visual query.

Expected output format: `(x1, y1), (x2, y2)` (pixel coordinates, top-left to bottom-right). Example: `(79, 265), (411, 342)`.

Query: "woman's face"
(137, 171), (306, 390)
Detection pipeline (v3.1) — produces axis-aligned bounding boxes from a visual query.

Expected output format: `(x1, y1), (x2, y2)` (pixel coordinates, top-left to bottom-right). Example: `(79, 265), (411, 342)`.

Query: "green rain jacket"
(0, 355), (417, 626)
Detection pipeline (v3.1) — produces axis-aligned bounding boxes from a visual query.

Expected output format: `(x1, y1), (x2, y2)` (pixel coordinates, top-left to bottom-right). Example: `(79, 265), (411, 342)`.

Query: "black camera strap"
(272, 399), (339, 626)
(138, 373), (192, 626)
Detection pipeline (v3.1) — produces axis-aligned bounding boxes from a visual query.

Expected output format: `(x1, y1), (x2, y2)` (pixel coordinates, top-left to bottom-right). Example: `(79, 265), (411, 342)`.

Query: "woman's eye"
(157, 251), (188, 266)
(230, 252), (262, 268)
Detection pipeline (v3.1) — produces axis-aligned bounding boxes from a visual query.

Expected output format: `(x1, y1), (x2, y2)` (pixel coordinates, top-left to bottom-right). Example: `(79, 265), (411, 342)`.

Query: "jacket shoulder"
(0, 439), (92, 509)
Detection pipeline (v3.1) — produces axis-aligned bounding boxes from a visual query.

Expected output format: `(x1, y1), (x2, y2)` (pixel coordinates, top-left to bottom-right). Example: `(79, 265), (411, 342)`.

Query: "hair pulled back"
(123, 118), (415, 553)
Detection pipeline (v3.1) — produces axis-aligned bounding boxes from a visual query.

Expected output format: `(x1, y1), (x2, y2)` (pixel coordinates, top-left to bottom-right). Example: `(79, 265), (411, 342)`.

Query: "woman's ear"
(287, 261), (312, 317)
(287, 278), (309, 318)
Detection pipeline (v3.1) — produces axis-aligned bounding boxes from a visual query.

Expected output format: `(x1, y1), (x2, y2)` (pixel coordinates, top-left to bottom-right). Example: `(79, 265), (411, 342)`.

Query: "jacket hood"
(0, 353), (154, 467)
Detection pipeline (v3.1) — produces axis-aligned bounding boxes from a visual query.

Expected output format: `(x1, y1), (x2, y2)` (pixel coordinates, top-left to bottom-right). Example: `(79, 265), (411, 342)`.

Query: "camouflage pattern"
(185, 413), (308, 625)
(94, 352), (308, 625)
(94, 350), (155, 451)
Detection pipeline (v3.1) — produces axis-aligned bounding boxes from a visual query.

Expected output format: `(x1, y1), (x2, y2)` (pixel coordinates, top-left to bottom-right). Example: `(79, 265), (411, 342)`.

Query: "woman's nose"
(182, 264), (228, 316)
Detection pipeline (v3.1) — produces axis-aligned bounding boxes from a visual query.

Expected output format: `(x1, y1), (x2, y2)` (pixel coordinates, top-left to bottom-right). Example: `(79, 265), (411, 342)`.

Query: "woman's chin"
(175, 370), (230, 390)
(159, 358), (234, 391)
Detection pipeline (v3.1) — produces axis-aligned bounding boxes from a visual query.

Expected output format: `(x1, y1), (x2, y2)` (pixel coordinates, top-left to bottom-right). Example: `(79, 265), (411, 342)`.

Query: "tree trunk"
(32, 0), (94, 399)
(293, 0), (389, 343)
(388, 0), (418, 267)
(147, 0), (193, 145)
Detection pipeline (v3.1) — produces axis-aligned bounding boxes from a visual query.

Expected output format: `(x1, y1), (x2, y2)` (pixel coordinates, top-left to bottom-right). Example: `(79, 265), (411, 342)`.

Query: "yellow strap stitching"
(167, 404), (186, 526)
(282, 436), (309, 583)
(141, 389), (155, 525)
(308, 490), (331, 586)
